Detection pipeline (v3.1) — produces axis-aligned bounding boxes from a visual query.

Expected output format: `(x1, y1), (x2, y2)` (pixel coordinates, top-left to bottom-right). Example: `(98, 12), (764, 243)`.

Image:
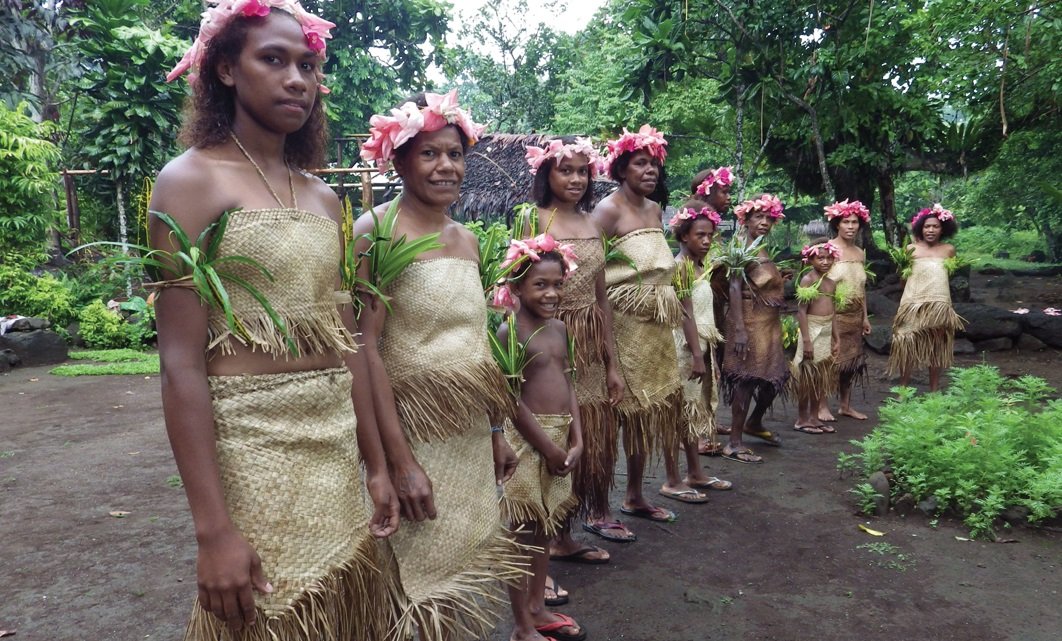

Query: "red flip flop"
(535, 613), (587, 641)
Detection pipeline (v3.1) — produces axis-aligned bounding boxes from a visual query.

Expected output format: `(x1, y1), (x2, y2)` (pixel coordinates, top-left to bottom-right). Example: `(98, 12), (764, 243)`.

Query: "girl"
(887, 204), (965, 391)
(823, 200), (873, 420)
(721, 194), (789, 464)
(659, 201), (732, 505)
(792, 241), (841, 434)
(357, 91), (526, 641)
(523, 137), (628, 557)
(494, 236), (587, 641)
(154, 3), (397, 638)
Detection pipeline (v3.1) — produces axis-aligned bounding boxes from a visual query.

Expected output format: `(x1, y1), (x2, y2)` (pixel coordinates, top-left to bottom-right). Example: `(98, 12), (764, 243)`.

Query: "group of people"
(152, 3), (964, 640)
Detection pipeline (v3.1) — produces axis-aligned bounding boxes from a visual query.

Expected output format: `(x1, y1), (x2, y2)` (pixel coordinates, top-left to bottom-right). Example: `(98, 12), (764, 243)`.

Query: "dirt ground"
(2, 275), (1061, 640)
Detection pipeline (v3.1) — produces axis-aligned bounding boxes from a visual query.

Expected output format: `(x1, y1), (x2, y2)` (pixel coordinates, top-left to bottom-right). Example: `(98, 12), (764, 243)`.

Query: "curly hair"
(391, 92), (470, 169)
(530, 136), (595, 212)
(911, 213), (958, 241)
(509, 251), (569, 283)
(178, 9), (328, 169)
(671, 199), (716, 241)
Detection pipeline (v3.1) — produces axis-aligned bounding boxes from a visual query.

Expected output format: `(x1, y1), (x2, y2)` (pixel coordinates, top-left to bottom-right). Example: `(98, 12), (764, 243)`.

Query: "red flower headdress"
(491, 234), (579, 311)
(801, 240), (842, 263)
(525, 138), (600, 177)
(734, 194), (785, 225)
(911, 203), (956, 226)
(360, 90), (485, 171)
(669, 206), (721, 231)
(823, 199), (870, 223)
(694, 166), (734, 197)
(600, 124), (668, 177)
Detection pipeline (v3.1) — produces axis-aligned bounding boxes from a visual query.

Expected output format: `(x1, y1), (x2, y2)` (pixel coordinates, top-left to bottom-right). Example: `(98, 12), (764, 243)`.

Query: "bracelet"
(490, 425), (504, 433)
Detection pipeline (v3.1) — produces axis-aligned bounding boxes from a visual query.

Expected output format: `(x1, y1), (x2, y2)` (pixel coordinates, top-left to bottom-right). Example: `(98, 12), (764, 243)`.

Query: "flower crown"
(734, 194), (785, 225)
(600, 124), (668, 178)
(911, 203), (956, 226)
(669, 206), (721, 231)
(359, 90), (485, 171)
(491, 234), (579, 311)
(166, 1), (335, 88)
(824, 199), (870, 223)
(801, 241), (842, 263)
(694, 166), (734, 197)
(525, 138), (600, 177)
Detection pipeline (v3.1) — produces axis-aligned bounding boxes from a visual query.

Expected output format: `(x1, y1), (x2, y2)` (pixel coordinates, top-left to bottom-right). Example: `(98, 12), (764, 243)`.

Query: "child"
(357, 91), (527, 641)
(659, 201), (733, 505)
(154, 3), (397, 638)
(887, 204), (965, 391)
(494, 235), (587, 641)
(792, 240), (842, 434)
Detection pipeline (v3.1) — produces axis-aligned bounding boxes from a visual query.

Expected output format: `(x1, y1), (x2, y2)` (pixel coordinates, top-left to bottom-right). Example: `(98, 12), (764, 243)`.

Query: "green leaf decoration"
(468, 219), (516, 294)
(795, 278), (823, 305)
(512, 202), (541, 237)
(834, 280), (854, 311)
(602, 234), (640, 281)
(488, 315), (543, 398)
(673, 257), (697, 300)
(887, 244), (915, 280)
(567, 332), (578, 384)
(713, 234), (766, 284)
(944, 255), (969, 276)
(780, 313), (799, 349)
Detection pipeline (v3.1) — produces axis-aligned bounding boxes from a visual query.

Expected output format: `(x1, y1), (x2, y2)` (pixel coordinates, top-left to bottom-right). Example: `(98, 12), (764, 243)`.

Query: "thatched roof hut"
(452, 133), (616, 224)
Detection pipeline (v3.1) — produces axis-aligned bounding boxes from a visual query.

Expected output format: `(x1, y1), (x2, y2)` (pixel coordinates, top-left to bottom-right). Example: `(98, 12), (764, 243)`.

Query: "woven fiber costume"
(827, 259), (868, 384)
(674, 277), (724, 441)
(887, 257), (965, 376)
(501, 413), (580, 535)
(181, 209), (381, 641)
(556, 237), (618, 518)
(376, 257), (526, 641)
(721, 258), (790, 402)
(605, 228), (683, 455)
(790, 313), (838, 399)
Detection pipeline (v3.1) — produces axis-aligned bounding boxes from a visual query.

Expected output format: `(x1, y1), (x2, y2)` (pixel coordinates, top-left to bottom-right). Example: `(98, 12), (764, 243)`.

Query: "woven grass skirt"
(790, 314), (838, 399)
(501, 414), (579, 535)
(185, 367), (380, 641)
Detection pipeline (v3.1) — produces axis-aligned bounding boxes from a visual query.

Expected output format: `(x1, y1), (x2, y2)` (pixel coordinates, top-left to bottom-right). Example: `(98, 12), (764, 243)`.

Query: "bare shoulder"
(150, 148), (231, 237)
(549, 318), (569, 340)
(298, 170), (342, 223)
(590, 193), (621, 234)
(443, 218), (480, 257)
(353, 199), (393, 234)
(943, 243), (957, 258)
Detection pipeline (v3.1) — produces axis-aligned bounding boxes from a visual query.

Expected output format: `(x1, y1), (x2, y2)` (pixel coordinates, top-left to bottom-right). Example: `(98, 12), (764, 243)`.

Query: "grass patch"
(856, 542), (913, 571)
(50, 349), (159, 377)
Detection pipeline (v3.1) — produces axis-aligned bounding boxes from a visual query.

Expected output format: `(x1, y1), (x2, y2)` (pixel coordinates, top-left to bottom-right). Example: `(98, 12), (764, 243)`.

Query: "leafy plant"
(50, 348), (159, 376)
(849, 365), (1062, 539)
(465, 219), (513, 293)
(0, 252), (78, 326)
(602, 234), (638, 275)
(0, 102), (61, 251)
(849, 482), (881, 516)
(886, 244), (915, 280)
(488, 314), (541, 398)
(943, 255), (970, 276)
(714, 235), (766, 284)
(672, 257), (698, 300)
(780, 313), (799, 349)
(77, 300), (129, 349)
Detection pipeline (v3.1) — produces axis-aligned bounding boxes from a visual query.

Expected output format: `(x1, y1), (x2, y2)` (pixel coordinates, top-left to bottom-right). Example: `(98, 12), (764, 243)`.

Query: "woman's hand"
(356, 292), (387, 339)
(862, 318), (872, 336)
(605, 366), (625, 406)
(563, 439), (584, 475)
(545, 444), (572, 477)
(365, 471), (400, 538)
(733, 329), (749, 359)
(196, 527), (272, 633)
(493, 432), (519, 485)
(803, 339), (815, 361)
(690, 355), (707, 380)
(390, 461), (437, 522)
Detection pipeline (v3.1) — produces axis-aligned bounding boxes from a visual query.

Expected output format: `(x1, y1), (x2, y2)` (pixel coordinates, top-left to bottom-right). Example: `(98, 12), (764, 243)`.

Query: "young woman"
(887, 204), (965, 391)
(357, 91), (526, 641)
(823, 200), (872, 420)
(523, 137), (627, 555)
(592, 125), (682, 527)
(154, 3), (397, 638)
(721, 194), (789, 464)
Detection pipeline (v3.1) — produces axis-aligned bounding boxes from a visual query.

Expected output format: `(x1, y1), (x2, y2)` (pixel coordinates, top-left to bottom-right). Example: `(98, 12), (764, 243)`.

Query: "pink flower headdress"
(801, 240), (842, 263)
(694, 166), (734, 197)
(491, 234), (579, 311)
(734, 194), (785, 225)
(669, 206), (721, 231)
(167, 1), (336, 88)
(911, 203), (956, 226)
(824, 199), (870, 223)
(525, 137), (600, 176)
(360, 90), (485, 171)
(600, 124), (668, 178)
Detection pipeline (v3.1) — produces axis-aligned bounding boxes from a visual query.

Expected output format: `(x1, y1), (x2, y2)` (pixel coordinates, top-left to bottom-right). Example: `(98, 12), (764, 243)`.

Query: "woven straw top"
(900, 257), (952, 305)
(691, 279), (723, 343)
(557, 237), (602, 311)
(205, 208), (357, 357)
(827, 260), (867, 299)
(604, 228), (676, 287)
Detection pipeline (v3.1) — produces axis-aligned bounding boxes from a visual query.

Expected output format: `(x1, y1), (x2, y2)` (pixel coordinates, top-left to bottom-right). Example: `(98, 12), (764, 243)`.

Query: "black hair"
(530, 136), (595, 212)
(911, 212), (959, 241)
(392, 92), (470, 166)
(509, 251), (569, 283)
(671, 199), (716, 242)
(179, 9), (327, 169)
(827, 212), (869, 235)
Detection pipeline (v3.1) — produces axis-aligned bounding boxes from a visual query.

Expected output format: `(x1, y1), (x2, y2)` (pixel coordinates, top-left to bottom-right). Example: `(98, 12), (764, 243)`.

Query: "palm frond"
(489, 315), (543, 398)
(673, 257), (697, 300)
(886, 244), (915, 280)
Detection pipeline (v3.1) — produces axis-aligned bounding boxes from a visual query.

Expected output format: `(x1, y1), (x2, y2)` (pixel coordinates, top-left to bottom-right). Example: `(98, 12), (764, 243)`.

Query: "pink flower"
(600, 124), (668, 177)
(734, 193), (785, 225)
(492, 285), (516, 311)
(241, 0), (271, 17)
(303, 29), (324, 54)
(525, 137), (599, 176)
(1011, 308), (1030, 315)
(801, 241), (842, 263)
(695, 166), (734, 196)
(360, 90), (484, 170)
(1044, 308), (1061, 316)
(669, 206), (720, 231)
(824, 199), (870, 223)
(912, 203), (955, 226)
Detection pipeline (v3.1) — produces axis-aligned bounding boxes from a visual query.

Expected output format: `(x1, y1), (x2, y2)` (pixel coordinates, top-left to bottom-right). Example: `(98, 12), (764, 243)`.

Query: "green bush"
(953, 226), (1049, 261)
(849, 365), (1062, 539)
(0, 103), (62, 252)
(78, 300), (129, 348)
(0, 252), (78, 326)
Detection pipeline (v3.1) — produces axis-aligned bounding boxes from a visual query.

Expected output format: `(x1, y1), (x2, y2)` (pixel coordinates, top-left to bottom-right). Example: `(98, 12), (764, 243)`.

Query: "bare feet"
(817, 407), (837, 422)
(839, 407), (868, 420)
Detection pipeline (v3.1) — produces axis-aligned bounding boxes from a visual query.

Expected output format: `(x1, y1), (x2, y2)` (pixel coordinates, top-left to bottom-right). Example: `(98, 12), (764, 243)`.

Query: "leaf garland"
(887, 244), (915, 280)
(488, 314), (542, 398)
(714, 234), (766, 284)
(944, 255), (970, 276)
(672, 257), (698, 300)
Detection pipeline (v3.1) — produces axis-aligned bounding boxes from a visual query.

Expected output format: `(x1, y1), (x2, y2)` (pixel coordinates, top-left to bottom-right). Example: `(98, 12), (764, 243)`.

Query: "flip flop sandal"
(689, 476), (733, 491)
(619, 504), (678, 522)
(698, 440), (724, 456)
(581, 520), (637, 543)
(716, 425), (732, 435)
(550, 545), (610, 565)
(535, 613), (587, 641)
(658, 488), (710, 504)
(544, 576), (569, 606)
(817, 424), (837, 433)
(747, 429), (782, 446)
(793, 425), (825, 434)
(721, 447), (763, 464)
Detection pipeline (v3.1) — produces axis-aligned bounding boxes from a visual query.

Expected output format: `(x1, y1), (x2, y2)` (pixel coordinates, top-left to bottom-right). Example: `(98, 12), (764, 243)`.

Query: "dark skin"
(899, 216), (957, 392)
(151, 13), (398, 634)
(591, 148), (674, 523)
(353, 125), (519, 525)
(500, 259), (584, 641)
(795, 250), (840, 432)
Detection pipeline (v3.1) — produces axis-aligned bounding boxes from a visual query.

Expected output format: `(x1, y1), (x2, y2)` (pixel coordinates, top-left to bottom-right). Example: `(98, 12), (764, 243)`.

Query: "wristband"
(490, 425), (504, 433)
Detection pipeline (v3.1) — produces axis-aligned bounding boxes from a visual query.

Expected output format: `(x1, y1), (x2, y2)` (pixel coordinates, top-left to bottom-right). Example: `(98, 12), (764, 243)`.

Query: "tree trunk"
(1040, 218), (1060, 263)
(116, 180), (132, 296)
(734, 77), (745, 201)
(878, 170), (901, 248)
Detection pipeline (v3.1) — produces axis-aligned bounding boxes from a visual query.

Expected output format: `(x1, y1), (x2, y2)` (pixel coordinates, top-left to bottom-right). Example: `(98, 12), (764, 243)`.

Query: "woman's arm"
(680, 296), (706, 379)
(728, 275), (749, 359)
(593, 267), (625, 404)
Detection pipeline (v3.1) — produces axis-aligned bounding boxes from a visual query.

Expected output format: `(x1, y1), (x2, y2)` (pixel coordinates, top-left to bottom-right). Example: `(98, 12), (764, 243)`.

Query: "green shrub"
(953, 226), (1049, 261)
(0, 103), (62, 252)
(849, 365), (1062, 539)
(0, 252), (78, 326)
(78, 300), (129, 348)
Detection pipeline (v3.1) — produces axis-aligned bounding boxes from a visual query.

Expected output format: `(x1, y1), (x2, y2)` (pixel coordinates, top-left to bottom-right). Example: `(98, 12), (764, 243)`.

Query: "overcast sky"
(448, 0), (606, 35)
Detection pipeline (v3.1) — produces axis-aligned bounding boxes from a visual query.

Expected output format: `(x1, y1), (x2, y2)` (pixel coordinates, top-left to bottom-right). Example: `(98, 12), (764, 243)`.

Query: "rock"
(993, 250), (1010, 259)
(26, 317), (51, 330)
(1024, 249), (1047, 263)
(1001, 505), (1030, 525)
(917, 496), (938, 516)
(0, 329), (69, 366)
(954, 303), (1023, 341)
(0, 348), (19, 373)
(864, 325), (892, 355)
(973, 337), (1013, 352)
(66, 321), (85, 348)
(8, 317), (32, 332)
(1019, 311), (1062, 349)
(949, 264), (972, 303)
(893, 493), (916, 517)
(1016, 333), (1047, 351)
(866, 292), (898, 319)
(867, 471), (890, 516)
(953, 338), (976, 355)
(978, 265), (1006, 276)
